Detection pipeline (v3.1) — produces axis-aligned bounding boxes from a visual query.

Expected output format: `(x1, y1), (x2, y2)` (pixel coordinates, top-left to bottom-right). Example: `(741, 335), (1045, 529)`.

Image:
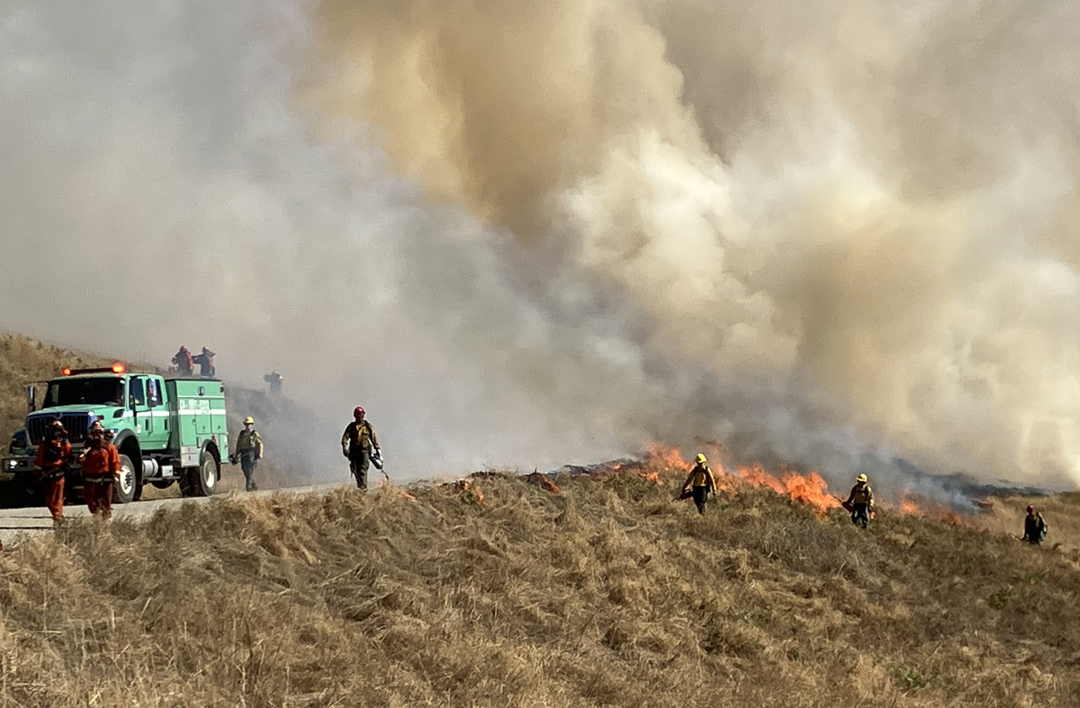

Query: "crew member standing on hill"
(232, 416), (264, 492)
(342, 406), (380, 490)
(1022, 505), (1048, 545)
(34, 419), (72, 525)
(79, 421), (121, 520)
(172, 346), (194, 376)
(845, 474), (875, 528)
(680, 453), (718, 515)
(192, 346), (216, 377)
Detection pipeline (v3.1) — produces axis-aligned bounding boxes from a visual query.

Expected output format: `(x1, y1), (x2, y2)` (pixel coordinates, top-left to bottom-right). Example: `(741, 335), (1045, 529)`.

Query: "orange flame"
(896, 492), (967, 525)
(646, 443), (841, 514)
(733, 463), (841, 514)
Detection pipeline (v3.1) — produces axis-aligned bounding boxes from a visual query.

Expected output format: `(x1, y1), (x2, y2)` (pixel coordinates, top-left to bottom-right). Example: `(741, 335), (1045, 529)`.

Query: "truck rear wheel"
(180, 450), (218, 497)
(114, 454), (137, 504)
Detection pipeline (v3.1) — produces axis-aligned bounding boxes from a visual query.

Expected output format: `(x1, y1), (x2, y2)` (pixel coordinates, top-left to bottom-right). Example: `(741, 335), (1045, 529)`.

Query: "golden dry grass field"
(1, 333), (1078, 707)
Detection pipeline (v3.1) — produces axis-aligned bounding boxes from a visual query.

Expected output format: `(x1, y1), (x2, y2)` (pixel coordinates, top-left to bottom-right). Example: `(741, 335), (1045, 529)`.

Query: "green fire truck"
(1, 363), (230, 504)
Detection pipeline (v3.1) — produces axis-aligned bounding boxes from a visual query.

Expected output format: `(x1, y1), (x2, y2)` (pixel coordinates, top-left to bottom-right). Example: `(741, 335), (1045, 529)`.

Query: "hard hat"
(89, 421), (105, 432)
(48, 419), (64, 429)
(243, 416), (254, 425)
(1027, 505), (1035, 513)
(856, 474), (868, 483)
(353, 406), (365, 418)
(695, 453), (707, 464)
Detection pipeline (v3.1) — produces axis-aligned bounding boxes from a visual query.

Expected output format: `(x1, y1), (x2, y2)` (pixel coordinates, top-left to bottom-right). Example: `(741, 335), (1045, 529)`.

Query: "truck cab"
(1, 364), (229, 505)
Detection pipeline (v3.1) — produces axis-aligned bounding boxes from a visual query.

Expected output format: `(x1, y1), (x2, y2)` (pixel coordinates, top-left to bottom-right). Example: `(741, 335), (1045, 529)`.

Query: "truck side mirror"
(27, 384), (36, 413)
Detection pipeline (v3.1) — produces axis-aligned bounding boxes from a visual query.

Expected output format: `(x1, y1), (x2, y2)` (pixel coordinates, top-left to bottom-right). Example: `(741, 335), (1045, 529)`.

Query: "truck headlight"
(6, 459), (17, 470)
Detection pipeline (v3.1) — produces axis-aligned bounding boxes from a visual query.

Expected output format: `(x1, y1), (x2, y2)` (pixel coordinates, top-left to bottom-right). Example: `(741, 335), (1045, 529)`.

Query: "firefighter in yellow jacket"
(681, 453), (718, 515)
(844, 474), (874, 528)
(342, 406), (380, 490)
(231, 416), (264, 492)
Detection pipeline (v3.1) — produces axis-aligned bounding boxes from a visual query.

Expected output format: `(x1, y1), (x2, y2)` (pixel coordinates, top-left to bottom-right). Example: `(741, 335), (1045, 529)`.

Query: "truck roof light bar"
(61, 362), (128, 376)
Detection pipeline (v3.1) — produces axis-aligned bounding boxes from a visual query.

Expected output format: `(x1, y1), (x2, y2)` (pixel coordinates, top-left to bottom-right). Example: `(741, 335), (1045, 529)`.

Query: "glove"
(229, 454), (238, 465)
(342, 447), (350, 458)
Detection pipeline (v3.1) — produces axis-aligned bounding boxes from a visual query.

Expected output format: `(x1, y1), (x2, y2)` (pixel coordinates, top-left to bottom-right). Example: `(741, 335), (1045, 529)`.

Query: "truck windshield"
(43, 378), (126, 408)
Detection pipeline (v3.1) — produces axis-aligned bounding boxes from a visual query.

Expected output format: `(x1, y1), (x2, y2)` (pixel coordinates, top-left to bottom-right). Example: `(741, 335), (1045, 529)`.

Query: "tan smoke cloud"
(308, 0), (1080, 487)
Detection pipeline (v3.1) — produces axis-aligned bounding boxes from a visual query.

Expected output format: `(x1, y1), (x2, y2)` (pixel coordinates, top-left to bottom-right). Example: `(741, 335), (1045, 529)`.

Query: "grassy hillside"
(1, 472), (1079, 707)
(2, 333), (1079, 706)
(0, 334), (115, 441)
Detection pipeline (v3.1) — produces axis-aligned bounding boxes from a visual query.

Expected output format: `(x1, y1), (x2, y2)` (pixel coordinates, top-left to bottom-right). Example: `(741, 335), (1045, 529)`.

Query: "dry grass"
(2, 333), (1078, 706)
(1, 471), (1078, 707)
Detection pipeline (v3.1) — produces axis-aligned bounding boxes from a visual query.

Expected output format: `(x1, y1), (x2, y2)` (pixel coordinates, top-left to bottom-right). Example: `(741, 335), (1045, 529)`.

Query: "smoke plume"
(2, 0), (1079, 492)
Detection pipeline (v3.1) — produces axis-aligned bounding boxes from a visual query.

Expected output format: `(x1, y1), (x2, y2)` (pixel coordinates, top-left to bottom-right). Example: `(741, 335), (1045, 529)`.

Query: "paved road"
(0, 484), (338, 548)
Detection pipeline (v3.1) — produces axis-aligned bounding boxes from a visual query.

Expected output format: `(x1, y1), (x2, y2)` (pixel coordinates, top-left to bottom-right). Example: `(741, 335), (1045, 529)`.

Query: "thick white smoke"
(2, 0), (1079, 491)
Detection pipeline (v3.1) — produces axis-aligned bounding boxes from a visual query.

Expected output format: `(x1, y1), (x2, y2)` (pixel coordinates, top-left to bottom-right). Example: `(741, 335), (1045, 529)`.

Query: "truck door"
(142, 376), (170, 451)
(128, 376), (153, 442)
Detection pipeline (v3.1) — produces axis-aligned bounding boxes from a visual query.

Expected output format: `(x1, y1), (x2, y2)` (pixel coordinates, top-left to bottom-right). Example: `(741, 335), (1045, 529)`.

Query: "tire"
(114, 454), (137, 504)
(180, 450), (218, 497)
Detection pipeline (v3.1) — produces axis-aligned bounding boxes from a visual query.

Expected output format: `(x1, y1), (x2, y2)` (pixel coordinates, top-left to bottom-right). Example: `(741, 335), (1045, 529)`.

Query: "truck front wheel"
(181, 450), (218, 497)
(114, 454), (137, 504)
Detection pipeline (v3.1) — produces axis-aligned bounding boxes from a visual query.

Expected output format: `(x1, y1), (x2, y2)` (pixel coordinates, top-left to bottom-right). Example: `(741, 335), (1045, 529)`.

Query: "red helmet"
(353, 406), (365, 418)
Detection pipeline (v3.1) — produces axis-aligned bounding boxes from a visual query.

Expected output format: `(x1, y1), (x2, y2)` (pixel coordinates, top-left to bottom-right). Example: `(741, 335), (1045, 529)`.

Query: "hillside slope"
(1, 471), (1079, 707)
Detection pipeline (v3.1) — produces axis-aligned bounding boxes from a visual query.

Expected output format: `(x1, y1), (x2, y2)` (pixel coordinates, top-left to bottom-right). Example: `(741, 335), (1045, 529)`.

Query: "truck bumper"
(0, 456), (33, 483)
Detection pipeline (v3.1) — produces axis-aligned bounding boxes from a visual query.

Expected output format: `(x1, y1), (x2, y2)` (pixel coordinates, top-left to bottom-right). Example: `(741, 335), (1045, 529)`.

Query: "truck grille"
(27, 413), (92, 446)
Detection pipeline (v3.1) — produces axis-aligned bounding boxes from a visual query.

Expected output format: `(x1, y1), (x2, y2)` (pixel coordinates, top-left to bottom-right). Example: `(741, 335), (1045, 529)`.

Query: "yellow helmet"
(856, 474), (867, 483)
(696, 453), (707, 464)
(243, 416), (255, 425)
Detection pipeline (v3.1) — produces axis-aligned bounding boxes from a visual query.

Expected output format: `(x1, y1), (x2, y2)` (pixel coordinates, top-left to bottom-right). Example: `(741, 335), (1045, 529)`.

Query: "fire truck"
(1, 364), (230, 505)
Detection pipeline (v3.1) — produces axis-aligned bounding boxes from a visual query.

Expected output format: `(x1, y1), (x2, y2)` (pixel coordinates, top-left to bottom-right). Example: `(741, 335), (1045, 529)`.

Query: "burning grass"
(2, 473), (1079, 707)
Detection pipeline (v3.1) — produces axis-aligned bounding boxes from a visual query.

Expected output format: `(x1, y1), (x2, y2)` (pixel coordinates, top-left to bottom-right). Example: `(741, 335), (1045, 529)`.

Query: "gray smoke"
(2, 0), (1079, 491)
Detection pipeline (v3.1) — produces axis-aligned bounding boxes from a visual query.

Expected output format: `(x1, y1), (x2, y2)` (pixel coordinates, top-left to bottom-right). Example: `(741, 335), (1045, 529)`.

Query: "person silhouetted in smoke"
(1022, 505), (1048, 545)
(192, 346), (216, 377)
(264, 371), (283, 395)
(680, 453), (718, 515)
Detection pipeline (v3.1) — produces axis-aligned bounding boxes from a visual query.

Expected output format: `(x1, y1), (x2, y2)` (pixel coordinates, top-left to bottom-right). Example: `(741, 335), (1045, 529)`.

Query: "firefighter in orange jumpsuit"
(172, 346), (194, 377)
(78, 422), (121, 520)
(34, 419), (72, 524)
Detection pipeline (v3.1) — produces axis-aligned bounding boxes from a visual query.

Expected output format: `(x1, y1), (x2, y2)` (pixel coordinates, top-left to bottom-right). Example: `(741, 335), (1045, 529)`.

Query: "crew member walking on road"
(1022, 505), (1048, 545)
(342, 406), (380, 490)
(192, 346), (216, 377)
(34, 419), (71, 525)
(78, 421), (121, 520)
(680, 453), (718, 515)
(232, 416), (264, 492)
(845, 474), (875, 528)
(172, 346), (194, 377)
